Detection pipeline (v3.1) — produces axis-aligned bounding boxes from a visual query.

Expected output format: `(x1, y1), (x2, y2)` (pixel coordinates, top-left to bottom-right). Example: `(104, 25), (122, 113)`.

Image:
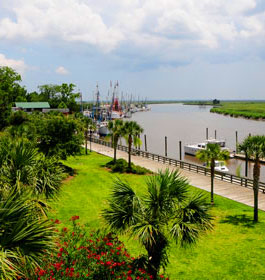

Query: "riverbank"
(52, 152), (265, 279)
(210, 102), (265, 120)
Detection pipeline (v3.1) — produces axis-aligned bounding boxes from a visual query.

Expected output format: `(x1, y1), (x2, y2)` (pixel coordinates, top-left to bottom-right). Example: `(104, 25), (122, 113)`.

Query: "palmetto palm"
(108, 119), (124, 163)
(0, 138), (64, 200)
(103, 169), (212, 278)
(0, 189), (55, 279)
(123, 121), (143, 169)
(239, 135), (265, 222)
(196, 143), (230, 204)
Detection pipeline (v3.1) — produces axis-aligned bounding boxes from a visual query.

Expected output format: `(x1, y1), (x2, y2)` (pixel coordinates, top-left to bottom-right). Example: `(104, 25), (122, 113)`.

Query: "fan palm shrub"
(239, 135), (265, 222)
(0, 189), (55, 279)
(103, 169), (213, 278)
(0, 137), (64, 198)
(196, 143), (230, 204)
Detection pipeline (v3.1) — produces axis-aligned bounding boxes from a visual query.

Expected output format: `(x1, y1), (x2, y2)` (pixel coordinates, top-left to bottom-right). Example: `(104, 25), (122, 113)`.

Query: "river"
(131, 103), (265, 181)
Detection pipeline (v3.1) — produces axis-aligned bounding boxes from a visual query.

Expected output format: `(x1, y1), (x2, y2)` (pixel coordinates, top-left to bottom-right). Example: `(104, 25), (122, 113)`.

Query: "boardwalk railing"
(90, 137), (265, 193)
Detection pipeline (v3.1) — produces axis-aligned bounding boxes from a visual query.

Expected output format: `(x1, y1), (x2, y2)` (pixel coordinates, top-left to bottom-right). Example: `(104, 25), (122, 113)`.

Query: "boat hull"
(98, 126), (110, 136)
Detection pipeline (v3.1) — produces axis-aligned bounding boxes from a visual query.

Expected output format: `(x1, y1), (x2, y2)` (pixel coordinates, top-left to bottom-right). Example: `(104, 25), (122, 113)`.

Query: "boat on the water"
(214, 161), (229, 172)
(184, 139), (233, 157)
(203, 160), (229, 172)
(98, 121), (110, 136)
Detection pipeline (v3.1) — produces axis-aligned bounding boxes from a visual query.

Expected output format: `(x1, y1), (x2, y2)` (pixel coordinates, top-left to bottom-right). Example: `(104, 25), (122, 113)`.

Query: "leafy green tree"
(36, 114), (84, 159)
(239, 135), (265, 222)
(0, 66), (27, 129)
(36, 83), (80, 112)
(103, 169), (212, 278)
(196, 143), (230, 204)
(123, 121), (143, 169)
(108, 119), (124, 163)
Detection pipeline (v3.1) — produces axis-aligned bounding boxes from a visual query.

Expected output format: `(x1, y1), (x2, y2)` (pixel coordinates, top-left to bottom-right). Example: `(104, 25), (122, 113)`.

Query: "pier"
(90, 137), (265, 211)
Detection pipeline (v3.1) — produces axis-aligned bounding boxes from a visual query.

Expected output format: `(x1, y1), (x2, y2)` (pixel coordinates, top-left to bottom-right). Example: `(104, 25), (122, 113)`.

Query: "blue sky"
(0, 0), (265, 100)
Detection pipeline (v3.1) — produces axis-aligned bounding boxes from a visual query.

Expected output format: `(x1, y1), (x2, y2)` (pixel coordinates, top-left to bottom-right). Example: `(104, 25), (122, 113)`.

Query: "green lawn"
(210, 101), (265, 119)
(51, 152), (265, 279)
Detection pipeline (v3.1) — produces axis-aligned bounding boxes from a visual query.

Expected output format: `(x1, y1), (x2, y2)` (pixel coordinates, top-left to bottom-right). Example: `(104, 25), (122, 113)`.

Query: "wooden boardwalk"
(91, 142), (265, 211)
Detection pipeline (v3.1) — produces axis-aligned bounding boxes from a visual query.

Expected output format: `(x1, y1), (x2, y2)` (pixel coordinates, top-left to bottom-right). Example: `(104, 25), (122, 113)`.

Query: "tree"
(103, 169), (213, 278)
(196, 143), (230, 204)
(36, 83), (80, 112)
(35, 114), (84, 159)
(123, 121), (143, 169)
(108, 119), (124, 163)
(239, 135), (265, 222)
(0, 66), (27, 129)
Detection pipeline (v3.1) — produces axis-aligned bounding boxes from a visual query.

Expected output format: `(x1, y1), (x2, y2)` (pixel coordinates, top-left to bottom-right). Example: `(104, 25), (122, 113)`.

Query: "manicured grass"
(211, 101), (265, 120)
(51, 152), (265, 279)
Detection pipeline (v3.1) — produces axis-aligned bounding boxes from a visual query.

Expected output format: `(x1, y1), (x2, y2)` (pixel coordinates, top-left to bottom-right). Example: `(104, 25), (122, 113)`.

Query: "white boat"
(184, 139), (230, 156)
(111, 111), (123, 119)
(98, 122), (110, 136)
(203, 160), (229, 172)
(214, 161), (229, 172)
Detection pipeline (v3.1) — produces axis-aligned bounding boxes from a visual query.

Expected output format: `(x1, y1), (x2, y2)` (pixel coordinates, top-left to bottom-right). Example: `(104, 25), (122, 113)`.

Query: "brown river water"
(130, 103), (265, 182)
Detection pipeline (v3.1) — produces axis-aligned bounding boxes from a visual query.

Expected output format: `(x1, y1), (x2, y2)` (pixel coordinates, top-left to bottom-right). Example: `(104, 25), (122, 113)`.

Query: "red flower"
(70, 215), (79, 221)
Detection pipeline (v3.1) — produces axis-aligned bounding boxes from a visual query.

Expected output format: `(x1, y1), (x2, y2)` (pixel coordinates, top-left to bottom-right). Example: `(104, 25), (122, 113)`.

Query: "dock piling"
(144, 134), (147, 152)
(215, 130), (217, 139)
(179, 141), (182, 161)
(206, 128), (208, 140)
(165, 136), (167, 157)
(236, 131), (238, 153)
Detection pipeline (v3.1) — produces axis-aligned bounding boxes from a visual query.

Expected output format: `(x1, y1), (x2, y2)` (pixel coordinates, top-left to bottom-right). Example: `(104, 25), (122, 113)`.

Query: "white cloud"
(0, 0), (264, 61)
(0, 53), (27, 74)
(56, 66), (69, 75)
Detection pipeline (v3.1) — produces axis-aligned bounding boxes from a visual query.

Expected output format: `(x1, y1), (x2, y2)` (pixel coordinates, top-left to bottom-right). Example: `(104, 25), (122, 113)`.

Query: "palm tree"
(196, 143), (230, 204)
(103, 169), (212, 278)
(108, 119), (124, 163)
(239, 135), (265, 222)
(123, 121), (143, 170)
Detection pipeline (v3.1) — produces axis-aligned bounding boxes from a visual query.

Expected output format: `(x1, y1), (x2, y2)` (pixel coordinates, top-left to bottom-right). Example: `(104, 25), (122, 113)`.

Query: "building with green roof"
(15, 102), (50, 110)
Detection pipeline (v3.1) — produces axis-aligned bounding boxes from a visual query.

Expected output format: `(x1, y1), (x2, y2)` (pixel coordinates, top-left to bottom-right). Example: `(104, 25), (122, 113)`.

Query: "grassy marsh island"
(51, 152), (265, 280)
(210, 101), (265, 120)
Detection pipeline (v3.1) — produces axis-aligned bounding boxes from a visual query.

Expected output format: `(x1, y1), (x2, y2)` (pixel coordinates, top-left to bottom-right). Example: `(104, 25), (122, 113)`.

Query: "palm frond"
(171, 192), (213, 246)
(102, 179), (142, 232)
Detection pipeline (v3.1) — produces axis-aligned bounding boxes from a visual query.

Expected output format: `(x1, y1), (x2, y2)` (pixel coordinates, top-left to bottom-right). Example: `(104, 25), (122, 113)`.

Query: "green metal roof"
(15, 102), (50, 109)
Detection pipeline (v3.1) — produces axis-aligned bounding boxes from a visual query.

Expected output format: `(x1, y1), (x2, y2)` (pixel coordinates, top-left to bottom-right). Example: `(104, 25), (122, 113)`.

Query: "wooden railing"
(90, 137), (265, 193)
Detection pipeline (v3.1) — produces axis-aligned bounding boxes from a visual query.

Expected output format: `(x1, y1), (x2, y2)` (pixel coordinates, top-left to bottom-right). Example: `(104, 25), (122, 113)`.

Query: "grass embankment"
(211, 102), (265, 120)
(51, 152), (265, 279)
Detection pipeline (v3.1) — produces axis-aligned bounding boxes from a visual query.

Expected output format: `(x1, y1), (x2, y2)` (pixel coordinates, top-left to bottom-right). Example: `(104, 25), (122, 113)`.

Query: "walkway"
(91, 142), (265, 211)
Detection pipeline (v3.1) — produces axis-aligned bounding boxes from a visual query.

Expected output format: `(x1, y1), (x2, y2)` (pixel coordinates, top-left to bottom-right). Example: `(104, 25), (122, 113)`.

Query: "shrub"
(106, 159), (152, 175)
(35, 217), (168, 279)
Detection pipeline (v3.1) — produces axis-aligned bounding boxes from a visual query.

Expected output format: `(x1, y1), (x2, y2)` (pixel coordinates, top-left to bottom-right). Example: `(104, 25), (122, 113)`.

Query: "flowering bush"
(35, 216), (168, 279)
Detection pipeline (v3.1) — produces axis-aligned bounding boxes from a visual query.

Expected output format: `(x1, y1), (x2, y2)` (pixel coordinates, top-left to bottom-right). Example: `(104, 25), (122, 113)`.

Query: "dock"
(90, 141), (265, 211)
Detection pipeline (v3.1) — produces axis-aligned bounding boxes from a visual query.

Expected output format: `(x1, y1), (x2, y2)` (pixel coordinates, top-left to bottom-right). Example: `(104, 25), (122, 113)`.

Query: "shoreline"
(210, 109), (265, 122)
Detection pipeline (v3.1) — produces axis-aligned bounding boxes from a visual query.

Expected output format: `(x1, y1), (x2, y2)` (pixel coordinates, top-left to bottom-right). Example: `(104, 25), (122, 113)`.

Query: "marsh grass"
(211, 102), (265, 120)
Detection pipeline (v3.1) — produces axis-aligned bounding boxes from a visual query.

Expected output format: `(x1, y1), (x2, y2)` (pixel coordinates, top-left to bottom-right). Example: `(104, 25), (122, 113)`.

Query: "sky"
(0, 0), (265, 101)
